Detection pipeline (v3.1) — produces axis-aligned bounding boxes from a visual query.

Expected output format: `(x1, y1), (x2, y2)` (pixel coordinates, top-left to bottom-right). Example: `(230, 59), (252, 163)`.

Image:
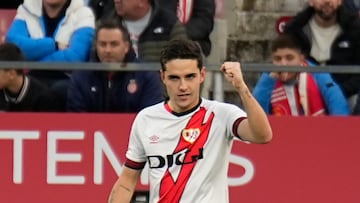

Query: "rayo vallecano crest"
(182, 128), (200, 144)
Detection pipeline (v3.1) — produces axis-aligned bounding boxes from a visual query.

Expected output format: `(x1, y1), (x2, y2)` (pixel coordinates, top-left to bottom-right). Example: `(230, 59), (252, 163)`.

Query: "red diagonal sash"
(159, 107), (214, 202)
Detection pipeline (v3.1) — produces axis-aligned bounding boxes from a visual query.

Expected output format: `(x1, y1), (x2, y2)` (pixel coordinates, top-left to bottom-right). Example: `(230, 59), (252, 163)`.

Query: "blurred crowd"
(1, 0), (360, 116)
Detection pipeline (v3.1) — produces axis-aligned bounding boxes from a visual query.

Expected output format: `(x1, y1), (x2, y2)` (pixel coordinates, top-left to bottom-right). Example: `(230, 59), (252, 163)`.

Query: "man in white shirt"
(109, 0), (187, 62)
(284, 0), (360, 112)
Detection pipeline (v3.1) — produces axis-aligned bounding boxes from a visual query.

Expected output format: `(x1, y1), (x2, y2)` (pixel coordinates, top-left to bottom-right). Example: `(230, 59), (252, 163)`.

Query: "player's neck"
(165, 98), (202, 115)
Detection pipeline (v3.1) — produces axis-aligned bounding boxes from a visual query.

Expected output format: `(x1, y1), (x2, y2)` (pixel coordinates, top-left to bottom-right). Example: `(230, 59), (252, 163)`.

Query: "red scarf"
(271, 73), (326, 116)
(176, 0), (193, 24)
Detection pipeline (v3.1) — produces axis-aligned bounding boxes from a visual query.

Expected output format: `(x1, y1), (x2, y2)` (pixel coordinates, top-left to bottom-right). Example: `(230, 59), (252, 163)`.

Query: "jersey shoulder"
(201, 99), (245, 113)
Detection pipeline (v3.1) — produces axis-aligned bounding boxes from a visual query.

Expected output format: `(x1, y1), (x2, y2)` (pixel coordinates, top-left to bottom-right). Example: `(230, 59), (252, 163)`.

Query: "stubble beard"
(315, 6), (338, 21)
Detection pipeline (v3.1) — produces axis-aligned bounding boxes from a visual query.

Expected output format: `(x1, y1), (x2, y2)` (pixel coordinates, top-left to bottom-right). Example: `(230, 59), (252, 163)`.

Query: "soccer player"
(108, 39), (273, 203)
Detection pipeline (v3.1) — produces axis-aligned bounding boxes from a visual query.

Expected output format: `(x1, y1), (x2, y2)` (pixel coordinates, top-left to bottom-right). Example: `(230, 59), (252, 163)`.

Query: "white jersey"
(125, 99), (247, 203)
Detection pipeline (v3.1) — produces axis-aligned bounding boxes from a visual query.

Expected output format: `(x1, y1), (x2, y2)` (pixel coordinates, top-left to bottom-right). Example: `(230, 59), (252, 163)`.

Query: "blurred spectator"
(67, 20), (164, 112)
(284, 0), (360, 101)
(352, 90), (360, 114)
(0, 42), (62, 112)
(108, 0), (187, 61)
(88, 0), (113, 20)
(0, 9), (17, 43)
(156, 0), (215, 99)
(344, 0), (360, 14)
(156, 0), (215, 57)
(5, 0), (95, 111)
(253, 34), (349, 116)
(0, 0), (22, 9)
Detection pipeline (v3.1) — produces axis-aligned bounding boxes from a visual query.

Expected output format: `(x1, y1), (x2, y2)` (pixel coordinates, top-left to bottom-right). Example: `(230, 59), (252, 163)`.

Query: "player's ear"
(160, 70), (165, 82)
(200, 66), (206, 83)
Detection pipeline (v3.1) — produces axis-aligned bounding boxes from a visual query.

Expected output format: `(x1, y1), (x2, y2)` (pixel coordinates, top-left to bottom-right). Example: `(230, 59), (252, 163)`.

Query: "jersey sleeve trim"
(232, 117), (247, 140)
(124, 158), (146, 170)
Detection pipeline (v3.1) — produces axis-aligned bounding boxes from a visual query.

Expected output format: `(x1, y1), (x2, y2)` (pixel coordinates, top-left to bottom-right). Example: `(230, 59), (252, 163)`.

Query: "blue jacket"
(67, 51), (164, 113)
(6, 0), (95, 62)
(253, 72), (350, 116)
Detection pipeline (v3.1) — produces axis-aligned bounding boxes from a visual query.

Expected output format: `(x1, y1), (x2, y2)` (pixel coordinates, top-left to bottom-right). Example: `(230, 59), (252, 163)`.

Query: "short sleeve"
(125, 113), (147, 166)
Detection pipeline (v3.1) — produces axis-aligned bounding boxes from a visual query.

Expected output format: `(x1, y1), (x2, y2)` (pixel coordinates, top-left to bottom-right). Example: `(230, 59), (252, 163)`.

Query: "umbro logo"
(149, 135), (160, 144)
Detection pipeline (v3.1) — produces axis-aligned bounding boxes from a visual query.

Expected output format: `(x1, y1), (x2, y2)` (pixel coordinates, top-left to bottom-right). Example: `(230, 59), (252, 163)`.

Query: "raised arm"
(108, 166), (142, 203)
(221, 62), (272, 143)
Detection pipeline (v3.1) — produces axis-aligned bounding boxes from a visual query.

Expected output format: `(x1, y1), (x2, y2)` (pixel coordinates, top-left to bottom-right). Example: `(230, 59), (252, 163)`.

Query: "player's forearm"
(108, 167), (141, 203)
(108, 178), (135, 203)
(237, 84), (272, 143)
